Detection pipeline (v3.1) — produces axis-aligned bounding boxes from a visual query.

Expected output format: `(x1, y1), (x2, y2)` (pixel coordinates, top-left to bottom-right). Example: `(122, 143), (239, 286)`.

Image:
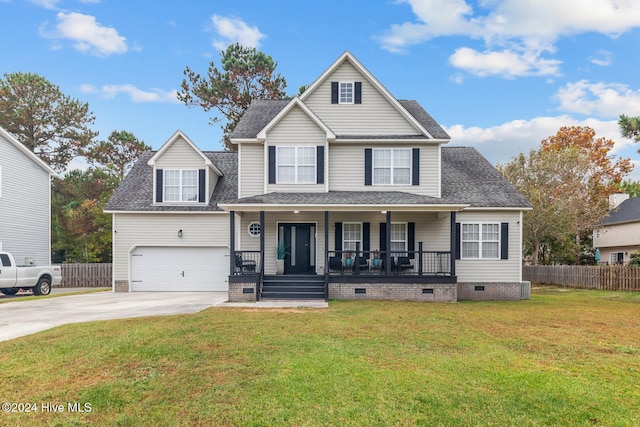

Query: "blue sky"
(2, 0), (640, 179)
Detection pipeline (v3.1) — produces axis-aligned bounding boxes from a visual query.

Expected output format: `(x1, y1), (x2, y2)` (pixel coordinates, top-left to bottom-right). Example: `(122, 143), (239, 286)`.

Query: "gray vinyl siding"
(455, 211), (522, 283)
(304, 61), (419, 135)
(208, 170), (219, 202)
(238, 143), (264, 198)
(155, 136), (206, 169)
(329, 142), (440, 196)
(112, 213), (229, 281)
(0, 134), (51, 265)
(237, 211), (451, 275)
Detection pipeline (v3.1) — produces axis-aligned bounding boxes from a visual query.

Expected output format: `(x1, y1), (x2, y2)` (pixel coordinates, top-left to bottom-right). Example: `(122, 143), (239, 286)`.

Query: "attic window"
(340, 82), (353, 104)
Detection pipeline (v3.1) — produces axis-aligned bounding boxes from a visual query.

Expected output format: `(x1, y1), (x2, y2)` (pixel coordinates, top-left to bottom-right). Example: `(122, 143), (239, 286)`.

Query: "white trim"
(463, 207), (533, 211)
(0, 126), (57, 176)
(275, 146), (316, 184)
(372, 148), (412, 186)
(276, 221), (319, 273)
(247, 221), (261, 237)
(336, 138), (445, 144)
(519, 211), (523, 281)
(342, 221), (363, 252)
(104, 210), (228, 215)
(298, 51), (439, 140)
(147, 130), (222, 176)
(218, 203), (469, 212)
(437, 144), (442, 198)
(162, 169), (202, 203)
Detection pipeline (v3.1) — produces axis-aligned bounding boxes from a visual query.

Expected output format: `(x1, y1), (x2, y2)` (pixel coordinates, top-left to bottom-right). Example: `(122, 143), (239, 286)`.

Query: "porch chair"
(396, 256), (413, 273)
(235, 253), (256, 273)
(328, 256), (343, 272)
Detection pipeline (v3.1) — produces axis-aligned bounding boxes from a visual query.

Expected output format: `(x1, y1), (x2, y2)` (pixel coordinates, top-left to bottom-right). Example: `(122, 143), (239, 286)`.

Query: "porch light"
(294, 210), (300, 214)
(381, 210), (387, 214)
(178, 229), (183, 238)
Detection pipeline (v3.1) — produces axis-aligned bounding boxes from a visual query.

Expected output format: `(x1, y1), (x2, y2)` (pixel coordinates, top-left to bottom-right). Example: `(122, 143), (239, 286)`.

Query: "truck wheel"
(33, 277), (52, 296)
(1, 288), (19, 296)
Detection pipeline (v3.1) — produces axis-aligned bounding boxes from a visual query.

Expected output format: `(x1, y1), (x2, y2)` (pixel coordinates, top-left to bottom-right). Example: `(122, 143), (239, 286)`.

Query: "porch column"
(324, 211), (329, 275)
(229, 210), (235, 275)
(450, 211), (456, 276)
(385, 211), (392, 275)
(260, 211), (265, 276)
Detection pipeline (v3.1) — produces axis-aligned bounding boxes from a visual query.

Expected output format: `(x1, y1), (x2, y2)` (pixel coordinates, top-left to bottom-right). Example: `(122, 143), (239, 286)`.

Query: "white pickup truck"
(0, 252), (62, 296)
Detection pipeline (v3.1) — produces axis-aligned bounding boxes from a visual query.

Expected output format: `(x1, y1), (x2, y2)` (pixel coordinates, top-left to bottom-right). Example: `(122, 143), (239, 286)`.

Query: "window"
(339, 82), (354, 104)
(462, 223), (500, 259)
(611, 252), (624, 265)
(277, 147), (316, 184)
(248, 222), (261, 237)
(390, 223), (407, 254)
(343, 222), (362, 252)
(373, 149), (411, 185)
(0, 253), (10, 267)
(164, 170), (199, 202)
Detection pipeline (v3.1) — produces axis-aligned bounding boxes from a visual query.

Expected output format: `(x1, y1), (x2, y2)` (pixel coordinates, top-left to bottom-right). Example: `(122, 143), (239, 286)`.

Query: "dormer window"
(155, 168), (206, 203)
(331, 81), (362, 104)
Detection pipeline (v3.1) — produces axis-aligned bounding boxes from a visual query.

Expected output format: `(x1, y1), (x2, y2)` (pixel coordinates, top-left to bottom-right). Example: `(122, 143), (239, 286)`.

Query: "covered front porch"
(221, 193), (467, 301)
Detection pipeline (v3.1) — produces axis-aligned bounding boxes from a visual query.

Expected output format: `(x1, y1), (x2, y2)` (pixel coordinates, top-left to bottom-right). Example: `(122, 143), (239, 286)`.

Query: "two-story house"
(105, 51), (531, 302)
(593, 193), (640, 265)
(0, 126), (56, 265)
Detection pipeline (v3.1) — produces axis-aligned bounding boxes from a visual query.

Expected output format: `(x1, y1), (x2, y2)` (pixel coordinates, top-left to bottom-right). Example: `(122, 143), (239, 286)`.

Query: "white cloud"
(445, 115), (638, 180)
(210, 15), (265, 50)
(29, 0), (60, 9)
(449, 47), (561, 78)
(554, 80), (640, 118)
(589, 49), (613, 66)
(85, 84), (179, 103)
(379, 0), (640, 78)
(46, 12), (127, 56)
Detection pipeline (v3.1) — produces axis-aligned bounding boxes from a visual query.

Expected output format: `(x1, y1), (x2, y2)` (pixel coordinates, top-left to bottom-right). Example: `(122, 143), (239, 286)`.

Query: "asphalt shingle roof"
(229, 99), (450, 140)
(601, 198), (640, 225)
(106, 146), (529, 212)
(104, 150), (237, 212)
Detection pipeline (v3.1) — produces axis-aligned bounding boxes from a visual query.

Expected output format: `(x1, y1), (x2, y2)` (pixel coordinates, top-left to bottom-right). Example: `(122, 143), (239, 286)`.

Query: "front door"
(279, 223), (316, 274)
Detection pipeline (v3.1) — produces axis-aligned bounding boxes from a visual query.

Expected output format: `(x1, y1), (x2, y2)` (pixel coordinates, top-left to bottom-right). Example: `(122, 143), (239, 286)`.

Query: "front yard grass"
(1, 286), (639, 426)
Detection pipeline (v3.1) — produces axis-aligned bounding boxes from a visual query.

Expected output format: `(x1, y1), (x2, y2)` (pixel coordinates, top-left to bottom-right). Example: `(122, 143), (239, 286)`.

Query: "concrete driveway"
(0, 291), (228, 342)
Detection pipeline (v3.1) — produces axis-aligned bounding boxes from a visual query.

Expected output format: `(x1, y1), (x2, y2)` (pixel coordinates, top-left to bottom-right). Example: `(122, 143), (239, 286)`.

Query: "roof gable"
(0, 126), (56, 175)
(147, 130), (222, 176)
(299, 51), (440, 139)
(257, 98), (335, 141)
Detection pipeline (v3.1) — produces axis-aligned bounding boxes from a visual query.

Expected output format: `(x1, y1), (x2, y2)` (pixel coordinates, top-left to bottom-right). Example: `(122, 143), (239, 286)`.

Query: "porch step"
(261, 275), (326, 300)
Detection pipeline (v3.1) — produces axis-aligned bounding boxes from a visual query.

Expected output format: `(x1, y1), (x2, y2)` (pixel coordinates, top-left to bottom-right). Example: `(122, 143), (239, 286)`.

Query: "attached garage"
(130, 246), (228, 292)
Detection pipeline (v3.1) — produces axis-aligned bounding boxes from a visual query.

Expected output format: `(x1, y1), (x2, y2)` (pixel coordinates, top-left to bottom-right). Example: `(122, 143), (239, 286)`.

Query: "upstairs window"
(340, 82), (353, 104)
(164, 169), (199, 202)
(373, 148), (412, 185)
(277, 146), (316, 184)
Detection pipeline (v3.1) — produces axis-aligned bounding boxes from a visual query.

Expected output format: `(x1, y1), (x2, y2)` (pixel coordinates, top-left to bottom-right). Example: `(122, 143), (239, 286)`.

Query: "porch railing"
(231, 250), (262, 275)
(325, 245), (452, 276)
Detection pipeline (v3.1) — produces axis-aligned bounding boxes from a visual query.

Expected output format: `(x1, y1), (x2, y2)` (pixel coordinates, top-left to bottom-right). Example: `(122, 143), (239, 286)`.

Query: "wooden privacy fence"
(58, 263), (112, 288)
(523, 265), (640, 292)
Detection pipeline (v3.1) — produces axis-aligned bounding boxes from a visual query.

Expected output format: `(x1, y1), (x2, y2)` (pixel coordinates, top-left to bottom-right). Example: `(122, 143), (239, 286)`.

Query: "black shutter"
(335, 222), (343, 252)
(379, 223), (387, 252)
(354, 82), (362, 104)
(331, 82), (338, 104)
(501, 222), (509, 260)
(412, 148), (420, 186)
(155, 169), (163, 203)
(268, 146), (276, 184)
(363, 222), (370, 259)
(455, 223), (461, 260)
(198, 169), (206, 202)
(408, 222), (415, 259)
(317, 146), (324, 184)
(364, 148), (372, 186)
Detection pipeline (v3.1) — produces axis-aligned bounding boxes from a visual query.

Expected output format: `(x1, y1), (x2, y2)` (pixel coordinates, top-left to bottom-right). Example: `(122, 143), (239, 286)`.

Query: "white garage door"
(130, 246), (228, 292)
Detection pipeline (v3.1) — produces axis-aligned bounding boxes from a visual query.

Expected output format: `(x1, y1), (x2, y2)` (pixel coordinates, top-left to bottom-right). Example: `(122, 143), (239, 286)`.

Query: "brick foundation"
(228, 280), (258, 302)
(329, 282), (456, 302)
(457, 282), (521, 301)
(114, 280), (128, 292)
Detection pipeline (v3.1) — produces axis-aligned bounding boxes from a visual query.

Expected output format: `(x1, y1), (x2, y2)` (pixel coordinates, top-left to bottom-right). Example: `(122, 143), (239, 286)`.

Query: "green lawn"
(1, 287), (639, 426)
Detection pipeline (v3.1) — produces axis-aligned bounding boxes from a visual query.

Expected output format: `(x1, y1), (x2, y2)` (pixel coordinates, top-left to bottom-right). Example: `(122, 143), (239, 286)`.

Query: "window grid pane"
(163, 169), (200, 202)
(373, 149), (412, 186)
(340, 82), (353, 104)
(462, 223), (500, 259)
(343, 223), (362, 253)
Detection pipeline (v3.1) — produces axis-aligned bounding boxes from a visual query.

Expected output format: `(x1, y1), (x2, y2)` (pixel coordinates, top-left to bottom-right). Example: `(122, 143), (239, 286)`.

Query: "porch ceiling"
(218, 191), (469, 212)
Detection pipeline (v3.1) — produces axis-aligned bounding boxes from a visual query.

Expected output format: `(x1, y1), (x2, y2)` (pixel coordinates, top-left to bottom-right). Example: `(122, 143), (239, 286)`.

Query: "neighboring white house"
(105, 51), (531, 301)
(0, 126), (56, 265)
(594, 193), (640, 265)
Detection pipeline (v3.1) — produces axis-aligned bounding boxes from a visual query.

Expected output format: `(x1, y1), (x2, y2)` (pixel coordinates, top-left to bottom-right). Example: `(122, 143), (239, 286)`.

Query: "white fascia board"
(463, 207), (533, 211)
(104, 210), (228, 215)
(217, 203), (469, 212)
